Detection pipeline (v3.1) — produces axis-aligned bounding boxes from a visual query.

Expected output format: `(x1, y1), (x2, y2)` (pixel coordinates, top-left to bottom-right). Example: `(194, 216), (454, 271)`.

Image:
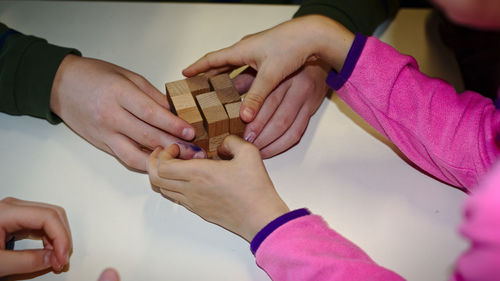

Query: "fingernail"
(176, 142), (202, 152)
(193, 151), (206, 159)
(245, 132), (256, 143)
(182, 128), (195, 140)
(242, 107), (254, 121)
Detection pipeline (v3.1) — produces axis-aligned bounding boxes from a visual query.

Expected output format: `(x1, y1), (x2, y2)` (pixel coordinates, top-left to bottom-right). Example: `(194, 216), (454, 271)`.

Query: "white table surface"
(0, 2), (467, 281)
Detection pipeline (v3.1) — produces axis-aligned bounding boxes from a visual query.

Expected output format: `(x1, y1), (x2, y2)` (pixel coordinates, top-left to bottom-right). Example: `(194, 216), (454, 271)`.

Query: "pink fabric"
(255, 37), (500, 280)
(337, 37), (500, 190)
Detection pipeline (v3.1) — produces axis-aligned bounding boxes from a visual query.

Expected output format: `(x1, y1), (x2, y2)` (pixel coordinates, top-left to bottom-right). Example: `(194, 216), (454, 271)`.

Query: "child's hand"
(183, 15), (354, 123)
(148, 136), (290, 242)
(51, 55), (205, 172)
(233, 62), (329, 158)
(0, 197), (72, 277)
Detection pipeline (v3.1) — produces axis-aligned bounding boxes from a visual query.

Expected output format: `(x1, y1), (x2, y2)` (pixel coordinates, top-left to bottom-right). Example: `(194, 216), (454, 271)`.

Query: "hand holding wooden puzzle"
(165, 73), (245, 157)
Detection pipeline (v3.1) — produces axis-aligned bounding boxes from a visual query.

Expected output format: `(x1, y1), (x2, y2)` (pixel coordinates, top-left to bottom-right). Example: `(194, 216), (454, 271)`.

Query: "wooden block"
(215, 88), (240, 105)
(186, 75), (210, 96)
(171, 94), (197, 112)
(169, 94), (203, 137)
(209, 73), (233, 90)
(179, 110), (204, 138)
(209, 74), (240, 105)
(209, 133), (229, 152)
(196, 91), (229, 137)
(225, 101), (245, 137)
(166, 79), (190, 97)
(207, 150), (219, 159)
(193, 129), (208, 151)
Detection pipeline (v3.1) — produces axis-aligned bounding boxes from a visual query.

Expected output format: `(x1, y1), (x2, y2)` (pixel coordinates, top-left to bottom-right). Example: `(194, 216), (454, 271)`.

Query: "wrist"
(50, 54), (79, 118)
(242, 200), (290, 242)
(307, 15), (355, 72)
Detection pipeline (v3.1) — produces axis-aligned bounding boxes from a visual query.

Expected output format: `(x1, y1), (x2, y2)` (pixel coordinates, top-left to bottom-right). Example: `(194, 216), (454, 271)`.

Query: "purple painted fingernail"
(176, 142), (202, 152)
(245, 132), (256, 143)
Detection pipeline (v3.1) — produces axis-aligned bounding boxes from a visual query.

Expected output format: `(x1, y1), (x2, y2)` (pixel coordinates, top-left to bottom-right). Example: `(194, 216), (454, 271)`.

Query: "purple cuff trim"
(326, 33), (367, 90)
(250, 208), (311, 255)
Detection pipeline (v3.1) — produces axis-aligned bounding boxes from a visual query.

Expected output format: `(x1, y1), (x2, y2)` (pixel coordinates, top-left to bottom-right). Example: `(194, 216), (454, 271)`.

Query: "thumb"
(159, 144), (181, 162)
(217, 135), (254, 159)
(98, 268), (120, 281)
(241, 63), (282, 122)
(0, 249), (53, 276)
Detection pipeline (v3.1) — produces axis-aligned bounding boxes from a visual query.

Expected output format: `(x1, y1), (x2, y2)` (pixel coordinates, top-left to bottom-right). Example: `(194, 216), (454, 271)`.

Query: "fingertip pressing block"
(225, 101), (245, 137)
(209, 73), (240, 105)
(196, 91), (229, 138)
(186, 75), (211, 96)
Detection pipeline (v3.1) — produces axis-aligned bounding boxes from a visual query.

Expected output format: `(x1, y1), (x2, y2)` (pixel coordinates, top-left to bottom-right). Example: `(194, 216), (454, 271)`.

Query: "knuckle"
(288, 131), (302, 145)
(275, 116), (292, 130)
(46, 209), (60, 221)
(121, 154), (140, 170)
(0, 197), (16, 204)
(141, 105), (156, 121)
(240, 141), (259, 154)
(247, 94), (265, 106)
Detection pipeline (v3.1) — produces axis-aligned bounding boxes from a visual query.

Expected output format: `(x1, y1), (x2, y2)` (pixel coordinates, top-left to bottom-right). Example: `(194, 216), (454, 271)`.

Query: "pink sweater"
(252, 35), (500, 280)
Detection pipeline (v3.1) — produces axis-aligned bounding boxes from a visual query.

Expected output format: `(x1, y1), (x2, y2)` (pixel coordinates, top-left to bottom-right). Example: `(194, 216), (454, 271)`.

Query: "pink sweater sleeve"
(255, 215), (405, 281)
(256, 173), (500, 281)
(330, 35), (500, 189)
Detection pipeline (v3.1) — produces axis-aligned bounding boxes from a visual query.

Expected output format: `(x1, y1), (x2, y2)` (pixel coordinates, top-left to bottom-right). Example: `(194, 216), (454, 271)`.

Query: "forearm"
(329, 34), (500, 189)
(254, 212), (405, 281)
(0, 23), (81, 124)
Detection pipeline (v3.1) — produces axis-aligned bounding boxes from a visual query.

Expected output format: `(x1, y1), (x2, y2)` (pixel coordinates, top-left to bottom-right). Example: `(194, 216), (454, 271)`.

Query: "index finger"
(182, 46), (247, 77)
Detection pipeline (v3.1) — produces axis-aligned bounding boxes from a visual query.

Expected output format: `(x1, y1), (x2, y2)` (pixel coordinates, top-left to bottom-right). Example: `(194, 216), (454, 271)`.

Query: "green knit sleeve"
(0, 23), (81, 124)
(294, 0), (400, 35)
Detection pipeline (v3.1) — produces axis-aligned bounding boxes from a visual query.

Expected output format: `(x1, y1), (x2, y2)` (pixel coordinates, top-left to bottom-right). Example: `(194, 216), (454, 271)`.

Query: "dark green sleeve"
(0, 23), (81, 124)
(294, 0), (401, 35)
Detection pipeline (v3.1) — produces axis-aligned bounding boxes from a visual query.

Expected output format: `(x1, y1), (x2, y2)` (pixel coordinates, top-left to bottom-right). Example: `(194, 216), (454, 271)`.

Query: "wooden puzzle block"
(209, 133), (229, 152)
(215, 88), (240, 105)
(209, 73), (233, 90)
(209, 73), (240, 104)
(196, 91), (229, 138)
(193, 129), (209, 151)
(170, 94), (197, 113)
(165, 79), (190, 97)
(186, 75), (210, 96)
(224, 101), (245, 137)
(178, 108), (204, 138)
(170, 94), (204, 137)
